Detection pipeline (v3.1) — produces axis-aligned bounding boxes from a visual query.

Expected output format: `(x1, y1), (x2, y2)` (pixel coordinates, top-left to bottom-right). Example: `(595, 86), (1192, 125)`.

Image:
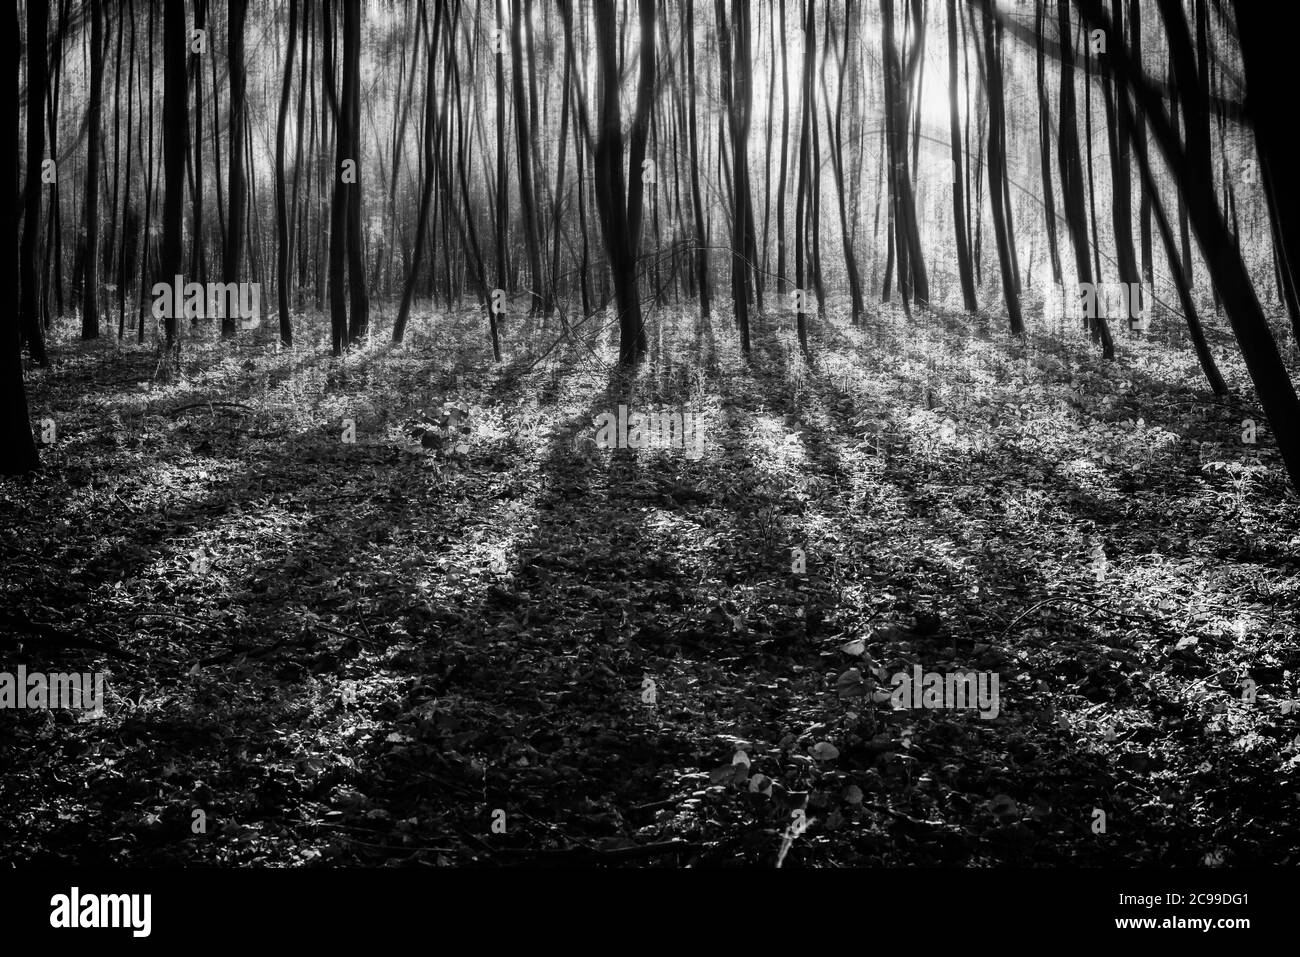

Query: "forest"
(2, 0), (1299, 870)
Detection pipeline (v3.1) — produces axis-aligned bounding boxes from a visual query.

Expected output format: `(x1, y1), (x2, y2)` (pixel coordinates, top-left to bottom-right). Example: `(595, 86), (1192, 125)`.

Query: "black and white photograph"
(1, 0), (1296, 939)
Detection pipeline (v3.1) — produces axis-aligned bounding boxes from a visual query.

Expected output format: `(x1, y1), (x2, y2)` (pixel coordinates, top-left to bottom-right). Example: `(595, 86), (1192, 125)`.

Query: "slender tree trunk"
(548, 26), (572, 314)
(293, 0), (310, 307)
(1132, 138), (1226, 394)
(1056, 0), (1113, 356)
(343, 0), (368, 339)
(4, 2), (39, 472)
(795, 0), (814, 338)
(81, 0), (105, 339)
(824, 0), (865, 322)
(118, 0), (136, 338)
(223, 0), (247, 338)
(1083, 37), (1103, 289)
(685, 0), (709, 319)
(275, 0), (299, 346)
(1034, 0), (1062, 286)
(494, 4), (509, 301)
(189, 0), (207, 290)
(326, 0), (350, 353)
(979, 0), (1020, 333)
(590, 0), (647, 366)
(947, 0), (977, 311)
(138, 5), (157, 344)
(510, 0), (544, 313)
(394, 0), (441, 343)
(1129, 0), (1152, 287)
(1102, 0), (1141, 324)
(44, 0), (67, 330)
(717, 0), (750, 352)
(19, 0), (50, 364)
(161, 0), (187, 348)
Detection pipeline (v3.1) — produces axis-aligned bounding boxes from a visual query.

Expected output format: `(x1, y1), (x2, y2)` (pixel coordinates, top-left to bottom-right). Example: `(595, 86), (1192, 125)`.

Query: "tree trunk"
(1235, 1), (1300, 345)
(510, 0), (544, 313)
(19, 0), (50, 364)
(1102, 0), (1141, 324)
(326, 0), (350, 354)
(824, 0), (866, 322)
(1034, 0), (1062, 286)
(343, 0), (369, 339)
(1056, 0), (1113, 357)
(4, 2), (39, 472)
(978, 0), (1020, 333)
(685, 0), (710, 319)
(161, 0), (188, 348)
(276, 0), (299, 346)
(590, 0), (647, 366)
(394, 0), (441, 344)
(947, 0), (977, 311)
(717, 0), (751, 352)
(222, 0), (248, 338)
(81, 0), (105, 339)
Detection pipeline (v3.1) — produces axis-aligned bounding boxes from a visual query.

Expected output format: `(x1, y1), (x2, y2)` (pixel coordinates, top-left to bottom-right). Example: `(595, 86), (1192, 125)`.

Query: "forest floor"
(3, 296), (1300, 866)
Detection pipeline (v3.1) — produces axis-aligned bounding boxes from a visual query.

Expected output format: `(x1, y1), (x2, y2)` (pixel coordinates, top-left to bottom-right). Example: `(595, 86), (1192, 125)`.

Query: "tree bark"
(947, 0), (977, 311)
(222, 0), (248, 338)
(978, 0), (1020, 333)
(81, 0), (105, 339)
(161, 0), (188, 348)
(275, 0), (299, 346)
(19, 0), (50, 364)
(4, 1), (39, 472)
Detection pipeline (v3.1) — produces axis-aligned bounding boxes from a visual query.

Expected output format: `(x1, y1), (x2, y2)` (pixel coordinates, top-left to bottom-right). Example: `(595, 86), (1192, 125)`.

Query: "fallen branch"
(165, 401), (257, 417)
(0, 614), (140, 661)
(998, 595), (1155, 641)
(492, 839), (701, 864)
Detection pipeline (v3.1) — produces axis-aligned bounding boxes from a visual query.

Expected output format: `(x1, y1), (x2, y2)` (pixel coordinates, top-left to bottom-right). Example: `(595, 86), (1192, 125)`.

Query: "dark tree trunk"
(117, 0), (136, 338)
(343, 0), (368, 339)
(161, 0), (188, 348)
(1235, 1), (1300, 345)
(190, 0), (208, 291)
(510, 0), (544, 314)
(223, 0), (248, 338)
(1102, 0), (1141, 323)
(4, 2), (39, 472)
(81, 0), (105, 339)
(685, 0), (710, 319)
(1129, 0), (1152, 286)
(591, 0), (648, 366)
(947, 0), (977, 311)
(824, 0), (866, 322)
(1131, 135), (1226, 394)
(394, 0), (442, 344)
(1034, 0), (1063, 286)
(326, 0), (350, 354)
(1056, 0), (1113, 357)
(275, 0), (299, 346)
(978, 0), (1021, 333)
(717, 0), (751, 352)
(19, 0), (50, 364)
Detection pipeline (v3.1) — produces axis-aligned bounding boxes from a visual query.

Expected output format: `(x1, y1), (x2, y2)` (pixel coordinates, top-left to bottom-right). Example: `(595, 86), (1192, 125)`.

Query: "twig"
(312, 620), (381, 648)
(0, 615), (140, 662)
(999, 595), (1154, 641)
(493, 840), (701, 863)
(0, 539), (63, 565)
(199, 633), (296, 666)
(165, 401), (257, 417)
